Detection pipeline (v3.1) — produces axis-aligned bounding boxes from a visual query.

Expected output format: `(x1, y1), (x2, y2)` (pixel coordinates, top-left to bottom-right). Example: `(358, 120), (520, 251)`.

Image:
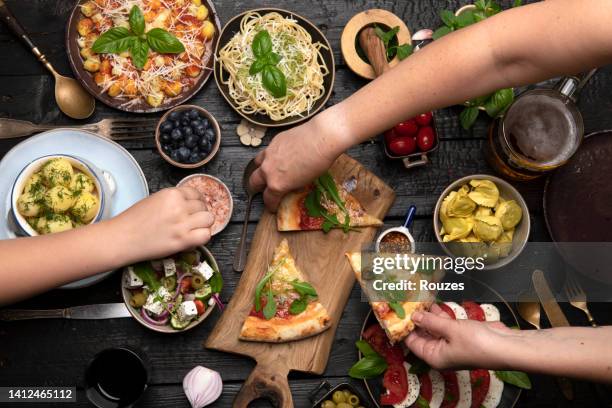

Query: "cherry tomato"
(417, 126), (436, 152)
(194, 299), (205, 315)
(179, 277), (192, 294)
(394, 120), (418, 137)
(389, 136), (416, 156)
(415, 112), (433, 126)
(384, 129), (398, 145)
(380, 363), (408, 405)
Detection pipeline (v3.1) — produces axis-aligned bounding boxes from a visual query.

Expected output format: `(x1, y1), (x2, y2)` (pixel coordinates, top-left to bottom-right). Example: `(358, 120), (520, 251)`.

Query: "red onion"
(211, 294), (224, 311)
(140, 307), (168, 326)
(174, 273), (193, 299)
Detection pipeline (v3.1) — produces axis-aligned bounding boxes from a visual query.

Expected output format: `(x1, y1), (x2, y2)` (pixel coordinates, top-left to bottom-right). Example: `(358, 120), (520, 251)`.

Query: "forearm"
(494, 327), (612, 382)
(319, 0), (612, 151)
(0, 220), (131, 305)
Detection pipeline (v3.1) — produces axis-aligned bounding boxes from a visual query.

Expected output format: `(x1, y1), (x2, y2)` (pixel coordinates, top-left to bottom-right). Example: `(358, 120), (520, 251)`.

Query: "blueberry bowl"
(156, 105), (221, 169)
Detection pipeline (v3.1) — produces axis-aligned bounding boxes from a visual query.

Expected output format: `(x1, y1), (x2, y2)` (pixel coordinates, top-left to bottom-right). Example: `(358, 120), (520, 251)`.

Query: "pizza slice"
(345, 252), (432, 344)
(277, 172), (382, 232)
(240, 239), (331, 343)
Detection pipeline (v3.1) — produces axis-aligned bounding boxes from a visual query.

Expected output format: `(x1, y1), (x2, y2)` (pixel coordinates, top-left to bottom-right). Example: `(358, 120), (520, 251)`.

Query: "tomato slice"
(470, 369), (491, 408)
(439, 302), (456, 319)
(440, 371), (460, 408)
(194, 299), (205, 315)
(363, 324), (404, 365)
(380, 363), (408, 405)
(419, 372), (433, 402)
(462, 301), (486, 321)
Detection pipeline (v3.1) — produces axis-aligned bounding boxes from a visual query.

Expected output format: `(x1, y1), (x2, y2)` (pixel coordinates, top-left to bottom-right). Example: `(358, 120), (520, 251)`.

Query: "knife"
(0, 303), (131, 321)
(532, 269), (574, 400)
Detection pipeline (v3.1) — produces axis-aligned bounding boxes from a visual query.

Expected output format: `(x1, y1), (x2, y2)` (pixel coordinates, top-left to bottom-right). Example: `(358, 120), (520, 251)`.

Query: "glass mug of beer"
(485, 70), (596, 181)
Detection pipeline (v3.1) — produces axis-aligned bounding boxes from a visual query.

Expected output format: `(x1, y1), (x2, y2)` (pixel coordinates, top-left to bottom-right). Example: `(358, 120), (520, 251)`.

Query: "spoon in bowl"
(0, 1), (95, 119)
(233, 159), (260, 272)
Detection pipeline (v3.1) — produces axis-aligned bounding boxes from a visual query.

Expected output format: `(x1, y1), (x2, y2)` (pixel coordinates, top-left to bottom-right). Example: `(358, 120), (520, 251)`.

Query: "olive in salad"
(124, 249), (223, 330)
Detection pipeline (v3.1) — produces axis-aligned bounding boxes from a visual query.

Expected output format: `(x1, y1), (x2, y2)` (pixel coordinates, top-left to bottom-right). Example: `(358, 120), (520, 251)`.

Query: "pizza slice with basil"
(277, 172), (382, 232)
(239, 239), (331, 343)
(346, 252), (432, 344)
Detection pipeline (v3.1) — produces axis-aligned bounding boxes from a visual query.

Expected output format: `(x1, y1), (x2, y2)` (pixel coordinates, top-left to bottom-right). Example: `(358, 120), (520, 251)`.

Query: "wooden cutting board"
(205, 154), (395, 408)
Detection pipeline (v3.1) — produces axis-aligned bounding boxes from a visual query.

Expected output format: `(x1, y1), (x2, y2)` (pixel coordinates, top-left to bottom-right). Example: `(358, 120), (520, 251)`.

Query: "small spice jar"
(375, 205), (416, 253)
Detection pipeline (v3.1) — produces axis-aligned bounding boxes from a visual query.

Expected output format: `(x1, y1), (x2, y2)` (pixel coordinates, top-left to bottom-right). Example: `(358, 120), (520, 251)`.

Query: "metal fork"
(0, 117), (157, 141)
(564, 273), (598, 327)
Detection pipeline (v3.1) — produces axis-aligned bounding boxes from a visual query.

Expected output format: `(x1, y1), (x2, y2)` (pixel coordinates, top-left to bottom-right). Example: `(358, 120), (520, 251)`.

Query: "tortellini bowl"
(10, 155), (115, 237)
(433, 174), (531, 270)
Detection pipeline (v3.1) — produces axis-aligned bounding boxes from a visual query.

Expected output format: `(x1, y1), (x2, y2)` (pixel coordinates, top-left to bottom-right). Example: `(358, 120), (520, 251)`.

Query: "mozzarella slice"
(455, 370), (472, 408)
(429, 369), (445, 408)
(393, 362), (420, 408)
(444, 301), (468, 319)
(480, 304), (500, 322)
(482, 370), (504, 408)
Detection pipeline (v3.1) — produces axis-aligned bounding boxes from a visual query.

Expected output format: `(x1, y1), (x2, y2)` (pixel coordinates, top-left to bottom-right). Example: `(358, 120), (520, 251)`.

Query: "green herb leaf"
(92, 27), (134, 53)
(252, 30), (273, 58)
(495, 371), (532, 389)
(209, 271), (223, 293)
(484, 88), (514, 118)
(316, 172), (346, 213)
(416, 395), (430, 408)
(349, 354), (388, 379)
(355, 339), (378, 357)
(486, 2), (502, 16)
(388, 301), (406, 319)
(264, 51), (282, 66)
(289, 297), (308, 315)
(133, 262), (160, 291)
(475, 0), (487, 11)
(249, 59), (267, 75)
(261, 65), (287, 98)
(473, 10), (487, 22)
(254, 268), (276, 312)
(395, 43), (413, 60)
(263, 288), (277, 320)
(305, 189), (323, 217)
(460, 106), (480, 130)
(513, 0), (523, 7)
(439, 10), (456, 28)
(146, 28), (185, 53)
(409, 359), (430, 375)
(455, 10), (476, 28)
(432, 26), (453, 40)
(291, 281), (317, 297)
(129, 5), (145, 36)
(374, 25), (399, 48)
(130, 38), (149, 70)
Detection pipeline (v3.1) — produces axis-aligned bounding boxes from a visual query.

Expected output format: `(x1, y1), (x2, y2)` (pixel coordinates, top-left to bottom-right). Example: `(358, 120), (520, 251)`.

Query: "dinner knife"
(532, 269), (574, 401)
(0, 303), (131, 321)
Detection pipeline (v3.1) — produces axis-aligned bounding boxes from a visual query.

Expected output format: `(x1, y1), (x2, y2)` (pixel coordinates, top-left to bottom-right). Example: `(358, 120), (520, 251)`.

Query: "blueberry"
(190, 119), (202, 129)
(188, 152), (201, 163)
(188, 109), (200, 120)
(201, 118), (210, 129)
(170, 128), (183, 141)
(161, 143), (172, 154)
(205, 128), (216, 143)
(172, 120), (181, 128)
(194, 125), (206, 137)
(178, 140), (186, 148)
(177, 147), (191, 162)
(181, 117), (191, 126)
(168, 111), (180, 121)
(185, 134), (198, 148)
(199, 139), (211, 153)
(160, 132), (171, 143)
(170, 149), (180, 162)
(160, 120), (173, 133)
(182, 126), (193, 137)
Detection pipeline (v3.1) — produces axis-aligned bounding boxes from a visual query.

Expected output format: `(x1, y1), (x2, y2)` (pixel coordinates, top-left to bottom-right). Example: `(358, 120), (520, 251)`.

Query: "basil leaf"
(456, 10), (475, 28)
(355, 339), (378, 357)
(263, 288), (276, 320)
(432, 26), (453, 40)
(252, 30), (272, 58)
(495, 371), (532, 389)
(133, 262), (160, 291)
(129, 5), (145, 36)
(416, 396), (430, 408)
(460, 106), (480, 130)
(291, 281), (317, 297)
(513, 0), (522, 7)
(389, 301), (406, 319)
(130, 38), (149, 70)
(348, 355), (387, 379)
(395, 43), (413, 61)
(473, 10), (487, 22)
(409, 359), (430, 374)
(92, 27), (134, 53)
(322, 219), (334, 233)
(146, 28), (185, 54)
(374, 25), (399, 48)
(249, 59), (267, 75)
(264, 51), (282, 66)
(261, 65), (286, 98)
(209, 271), (223, 293)
(475, 0), (487, 11)
(254, 268), (276, 312)
(289, 297), (307, 315)
(486, 1), (502, 16)
(440, 10), (456, 28)
(485, 88), (514, 118)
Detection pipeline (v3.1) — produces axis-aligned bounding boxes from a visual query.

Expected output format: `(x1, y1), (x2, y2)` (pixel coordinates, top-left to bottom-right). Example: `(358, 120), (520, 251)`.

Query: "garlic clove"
(183, 366), (223, 408)
(237, 120), (250, 136)
(412, 29), (433, 41)
(250, 137), (262, 147)
(240, 134), (252, 146)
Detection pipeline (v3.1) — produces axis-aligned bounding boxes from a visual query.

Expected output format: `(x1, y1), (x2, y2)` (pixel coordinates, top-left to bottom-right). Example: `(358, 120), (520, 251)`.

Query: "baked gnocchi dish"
(76, 0), (216, 108)
(16, 158), (101, 235)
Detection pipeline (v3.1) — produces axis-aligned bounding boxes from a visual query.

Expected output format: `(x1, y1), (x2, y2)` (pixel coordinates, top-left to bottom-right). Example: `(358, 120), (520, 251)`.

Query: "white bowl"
(10, 154), (115, 236)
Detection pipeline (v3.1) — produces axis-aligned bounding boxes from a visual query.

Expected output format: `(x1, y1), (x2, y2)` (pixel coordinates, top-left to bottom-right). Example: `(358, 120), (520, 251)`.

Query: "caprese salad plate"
(357, 278), (527, 408)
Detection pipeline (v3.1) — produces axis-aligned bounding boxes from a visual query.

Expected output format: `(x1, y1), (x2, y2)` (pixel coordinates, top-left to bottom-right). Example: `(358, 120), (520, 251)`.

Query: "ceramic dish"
(10, 154), (114, 236)
(214, 8), (335, 127)
(65, 0), (221, 113)
(433, 175), (530, 270)
(0, 129), (149, 288)
(177, 174), (232, 235)
(359, 277), (522, 408)
(121, 245), (219, 333)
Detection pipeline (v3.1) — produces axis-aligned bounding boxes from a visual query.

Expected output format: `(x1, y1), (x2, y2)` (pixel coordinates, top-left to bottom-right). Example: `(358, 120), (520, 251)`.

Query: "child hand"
(111, 186), (214, 264)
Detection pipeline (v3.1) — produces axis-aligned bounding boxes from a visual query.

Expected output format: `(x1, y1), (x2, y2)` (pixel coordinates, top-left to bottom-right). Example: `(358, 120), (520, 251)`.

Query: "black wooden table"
(0, 0), (611, 407)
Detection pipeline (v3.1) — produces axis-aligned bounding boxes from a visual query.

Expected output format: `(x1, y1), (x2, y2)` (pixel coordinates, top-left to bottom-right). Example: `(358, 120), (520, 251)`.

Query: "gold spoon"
(0, 1), (95, 119)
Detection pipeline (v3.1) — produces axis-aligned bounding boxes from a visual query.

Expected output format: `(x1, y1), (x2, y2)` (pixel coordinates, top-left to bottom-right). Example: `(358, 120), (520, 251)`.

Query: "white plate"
(0, 129), (149, 288)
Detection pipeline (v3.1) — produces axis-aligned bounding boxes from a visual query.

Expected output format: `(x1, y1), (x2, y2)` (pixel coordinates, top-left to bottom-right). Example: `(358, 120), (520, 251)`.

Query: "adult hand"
(405, 304), (517, 370)
(248, 109), (355, 212)
(111, 186), (214, 264)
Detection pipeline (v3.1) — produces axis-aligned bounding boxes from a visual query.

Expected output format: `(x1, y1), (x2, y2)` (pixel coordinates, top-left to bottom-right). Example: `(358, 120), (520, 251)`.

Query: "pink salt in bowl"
(177, 174), (233, 235)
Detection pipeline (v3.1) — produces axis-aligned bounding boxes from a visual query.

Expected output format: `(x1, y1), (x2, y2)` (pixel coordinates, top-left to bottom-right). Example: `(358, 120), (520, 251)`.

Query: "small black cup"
(85, 348), (148, 408)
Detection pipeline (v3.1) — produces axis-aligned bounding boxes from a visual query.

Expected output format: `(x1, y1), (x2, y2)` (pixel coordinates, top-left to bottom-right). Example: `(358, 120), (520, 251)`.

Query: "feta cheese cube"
(178, 300), (198, 321)
(123, 266), (143, 289)
(157, 286), (173, 302)
(163, 258), (176, 277)
(143, 294), (164, 316)
(195, 261), (214, 280)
